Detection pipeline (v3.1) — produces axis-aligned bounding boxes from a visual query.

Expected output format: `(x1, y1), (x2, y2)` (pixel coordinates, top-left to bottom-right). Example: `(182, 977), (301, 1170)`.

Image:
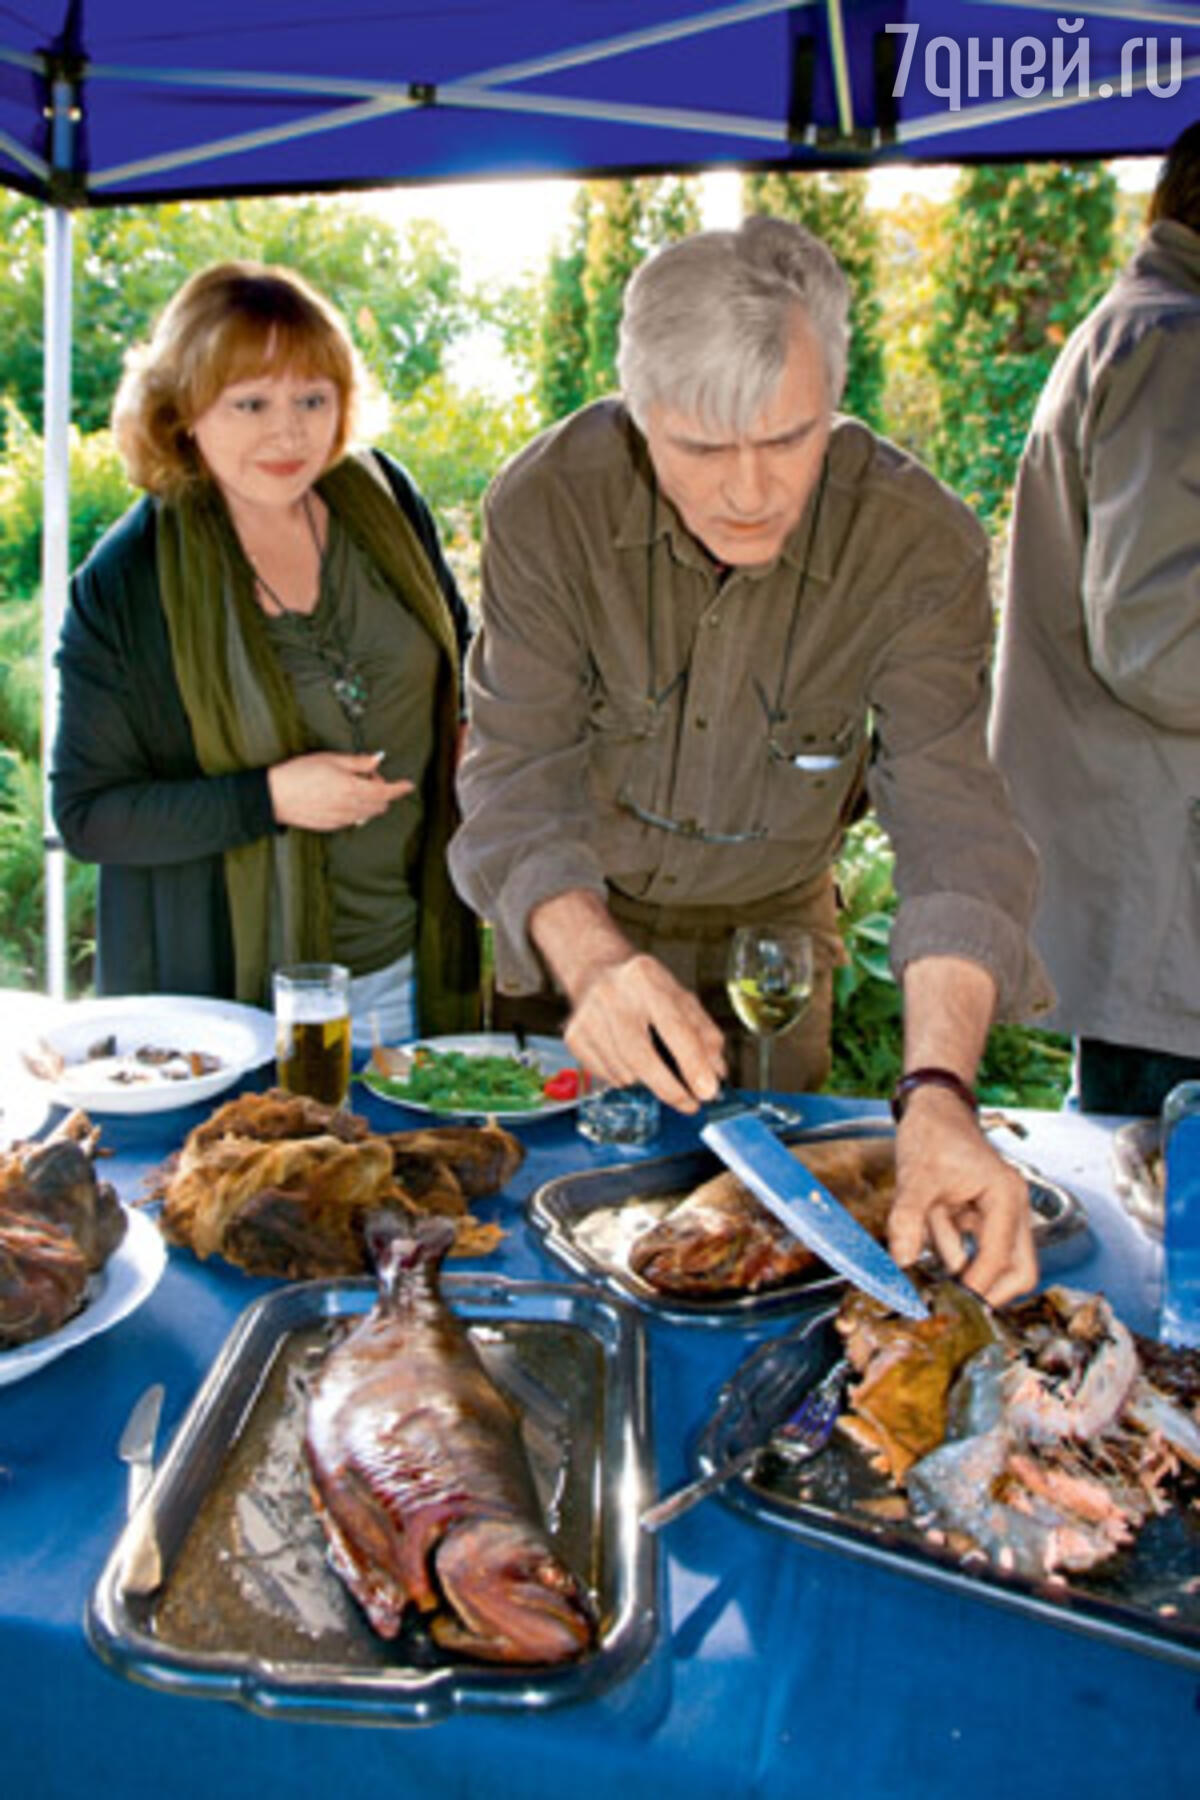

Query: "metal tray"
(528, 1118), (1089, 1327)
(87, 1273), (657, 1724)
(695, 1305), (1200, 1671)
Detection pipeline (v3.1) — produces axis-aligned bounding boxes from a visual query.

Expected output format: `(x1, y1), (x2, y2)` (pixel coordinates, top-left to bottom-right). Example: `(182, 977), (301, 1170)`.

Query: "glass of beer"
(273, 962), (352, 1108)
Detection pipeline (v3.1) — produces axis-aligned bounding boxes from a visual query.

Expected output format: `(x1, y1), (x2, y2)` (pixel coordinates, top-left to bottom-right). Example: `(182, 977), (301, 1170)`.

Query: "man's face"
(642, 313), (832, 568)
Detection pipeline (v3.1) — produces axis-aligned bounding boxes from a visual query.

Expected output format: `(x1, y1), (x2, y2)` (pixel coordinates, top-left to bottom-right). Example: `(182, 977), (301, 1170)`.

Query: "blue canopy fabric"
(2, 2), (1198, 208)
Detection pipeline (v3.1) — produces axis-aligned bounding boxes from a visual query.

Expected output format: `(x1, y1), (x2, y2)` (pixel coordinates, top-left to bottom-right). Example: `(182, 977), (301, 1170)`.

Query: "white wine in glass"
(726, 925), (815, 1123)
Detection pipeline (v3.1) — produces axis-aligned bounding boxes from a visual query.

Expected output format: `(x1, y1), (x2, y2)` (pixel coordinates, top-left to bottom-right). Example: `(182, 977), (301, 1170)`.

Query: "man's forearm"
(528, 888), (635, 1006)
(901, 953), (998, 1082)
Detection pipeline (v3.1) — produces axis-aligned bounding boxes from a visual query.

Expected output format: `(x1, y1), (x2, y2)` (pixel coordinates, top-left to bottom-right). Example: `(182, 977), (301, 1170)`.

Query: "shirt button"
(695, 716), (708, 730)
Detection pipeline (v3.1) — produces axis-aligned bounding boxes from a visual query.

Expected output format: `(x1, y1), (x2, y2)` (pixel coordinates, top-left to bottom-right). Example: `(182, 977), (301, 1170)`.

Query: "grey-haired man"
(451, 216), (1050, 1304)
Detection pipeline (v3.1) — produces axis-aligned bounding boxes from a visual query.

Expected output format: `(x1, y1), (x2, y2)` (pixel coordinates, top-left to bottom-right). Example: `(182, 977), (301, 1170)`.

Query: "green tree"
(742, 171), (885, 427)
(926, 162), (1117, 526)
(874, 192), (948, 466)
(381, 374), (541, 609)
(0, 195), (470, 434)
(583, 181), (647, 398)
(536, 188), (592, 423)
(533, 177), (702, 420)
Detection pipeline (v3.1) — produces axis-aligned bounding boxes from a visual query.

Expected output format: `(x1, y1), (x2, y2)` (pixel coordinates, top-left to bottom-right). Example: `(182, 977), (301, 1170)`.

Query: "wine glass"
(725, 925), (815, 1125)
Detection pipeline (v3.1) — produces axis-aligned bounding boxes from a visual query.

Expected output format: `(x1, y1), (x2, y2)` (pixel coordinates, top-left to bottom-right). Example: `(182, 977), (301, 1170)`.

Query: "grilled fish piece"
(629, 1135), (896, 1296)
(304, 1215), (597, 1663)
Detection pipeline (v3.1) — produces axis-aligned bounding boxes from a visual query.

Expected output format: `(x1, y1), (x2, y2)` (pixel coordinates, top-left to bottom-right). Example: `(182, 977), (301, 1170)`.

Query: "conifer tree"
(536, 187), (591, 423)
(742, 170), (885, 428)
(927, 162), (1116, 525)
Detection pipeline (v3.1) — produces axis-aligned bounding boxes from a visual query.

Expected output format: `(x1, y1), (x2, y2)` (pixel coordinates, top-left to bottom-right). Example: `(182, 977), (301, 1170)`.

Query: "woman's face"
(191, 368), (341, 513)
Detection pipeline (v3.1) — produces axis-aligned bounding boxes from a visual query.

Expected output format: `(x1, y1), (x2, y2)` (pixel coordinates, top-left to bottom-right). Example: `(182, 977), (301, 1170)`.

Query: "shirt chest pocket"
(585, 681), (662, 804)
(757, 704), (869, 837)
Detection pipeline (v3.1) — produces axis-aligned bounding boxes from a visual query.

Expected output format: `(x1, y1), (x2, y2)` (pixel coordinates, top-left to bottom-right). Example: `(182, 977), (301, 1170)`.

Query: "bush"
(825, 819), (1072, 1109)
(379, 375), (541, 610)
(0, 596), (41, 761)
(0, 400), (133, 602)
(0, 746), (96, 989)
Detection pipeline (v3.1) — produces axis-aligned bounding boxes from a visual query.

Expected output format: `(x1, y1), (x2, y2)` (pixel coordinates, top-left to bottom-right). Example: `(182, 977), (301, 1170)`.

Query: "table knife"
(117, 1382), (165, 1518)
(701, 1112), (929, 1319)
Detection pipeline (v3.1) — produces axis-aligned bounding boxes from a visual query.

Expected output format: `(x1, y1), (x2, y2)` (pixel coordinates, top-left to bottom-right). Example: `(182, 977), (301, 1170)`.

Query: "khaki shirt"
(992, 221), (1200, 1053)
(452, 401), (1049, 1017)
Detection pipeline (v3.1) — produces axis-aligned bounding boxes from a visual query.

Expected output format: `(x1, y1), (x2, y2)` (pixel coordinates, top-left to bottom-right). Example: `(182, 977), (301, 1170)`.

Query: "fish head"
(432, 1516), (596, 1664)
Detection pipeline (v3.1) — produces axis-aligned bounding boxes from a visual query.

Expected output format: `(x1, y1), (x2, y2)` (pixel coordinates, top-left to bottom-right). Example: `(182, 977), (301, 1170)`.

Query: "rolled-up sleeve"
(869, 552), (1054, 1020)
(449, 474), (610, 992)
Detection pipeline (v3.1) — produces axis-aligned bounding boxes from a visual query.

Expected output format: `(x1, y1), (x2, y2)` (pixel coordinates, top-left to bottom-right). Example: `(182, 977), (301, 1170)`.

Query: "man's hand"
(529, 890), (726, 1110)
(890, 953), (1037, 1306)
(268, 750), (413, 832)
(888, 1085), (1036, 1306)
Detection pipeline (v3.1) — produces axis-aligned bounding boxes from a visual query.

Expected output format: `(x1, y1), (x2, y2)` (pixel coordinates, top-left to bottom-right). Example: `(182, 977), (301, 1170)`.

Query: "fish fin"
(365, 1209), (456, 1299)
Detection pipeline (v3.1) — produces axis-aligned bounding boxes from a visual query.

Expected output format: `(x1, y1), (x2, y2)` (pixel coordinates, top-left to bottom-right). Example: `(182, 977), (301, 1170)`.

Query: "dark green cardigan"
(50, 453), (480, 1033)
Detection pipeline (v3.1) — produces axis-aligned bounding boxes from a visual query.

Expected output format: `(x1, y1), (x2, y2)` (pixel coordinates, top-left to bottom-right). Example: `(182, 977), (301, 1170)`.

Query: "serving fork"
(640, 1355), (849, 1532)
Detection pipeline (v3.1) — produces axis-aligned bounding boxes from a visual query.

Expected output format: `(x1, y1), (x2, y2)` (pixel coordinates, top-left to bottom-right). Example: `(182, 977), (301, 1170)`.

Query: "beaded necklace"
(250, 494), (370, 750)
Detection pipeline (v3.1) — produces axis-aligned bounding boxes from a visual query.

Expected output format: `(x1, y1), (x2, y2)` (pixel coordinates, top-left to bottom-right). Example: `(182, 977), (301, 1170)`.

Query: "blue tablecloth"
(2, 1085), (1194, 1800)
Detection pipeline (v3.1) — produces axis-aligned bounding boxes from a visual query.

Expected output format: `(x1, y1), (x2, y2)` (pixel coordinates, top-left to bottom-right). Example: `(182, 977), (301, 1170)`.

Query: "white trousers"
(348, 952), (416, 1050)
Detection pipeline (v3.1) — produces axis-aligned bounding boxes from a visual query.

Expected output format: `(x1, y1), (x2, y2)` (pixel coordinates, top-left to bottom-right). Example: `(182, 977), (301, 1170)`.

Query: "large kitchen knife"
(700, 1112), (929, 1319)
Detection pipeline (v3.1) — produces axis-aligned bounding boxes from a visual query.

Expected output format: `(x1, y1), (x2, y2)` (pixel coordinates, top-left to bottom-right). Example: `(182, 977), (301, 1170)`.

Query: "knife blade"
(700, 1112), (929, 1319)
(117, 1382), (165, 1518)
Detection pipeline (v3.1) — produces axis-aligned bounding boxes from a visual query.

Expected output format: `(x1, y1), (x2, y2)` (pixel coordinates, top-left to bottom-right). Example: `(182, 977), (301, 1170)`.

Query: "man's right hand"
(529, 890), (726, 1111)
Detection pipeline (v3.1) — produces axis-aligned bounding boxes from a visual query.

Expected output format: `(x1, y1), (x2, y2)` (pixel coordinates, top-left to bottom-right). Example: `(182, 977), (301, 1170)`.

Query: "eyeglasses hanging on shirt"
(617, 457), (838, 845)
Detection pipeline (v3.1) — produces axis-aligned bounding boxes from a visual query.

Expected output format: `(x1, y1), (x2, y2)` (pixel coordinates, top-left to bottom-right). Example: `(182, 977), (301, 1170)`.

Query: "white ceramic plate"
(361, 1031), (582, 1122)
(0, 1084), (52, 1153)
(20, 995), (276, 1116)
(0, 1206), (167, 1386)
(0, 989), (57, 1148)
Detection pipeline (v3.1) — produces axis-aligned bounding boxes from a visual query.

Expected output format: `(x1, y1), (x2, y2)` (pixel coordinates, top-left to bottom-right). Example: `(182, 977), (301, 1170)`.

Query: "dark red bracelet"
(890, 1066), (978, 1123)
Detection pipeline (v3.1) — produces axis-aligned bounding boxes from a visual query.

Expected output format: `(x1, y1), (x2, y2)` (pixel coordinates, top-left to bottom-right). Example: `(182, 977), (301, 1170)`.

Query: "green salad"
(363, 1046), (548, 1113)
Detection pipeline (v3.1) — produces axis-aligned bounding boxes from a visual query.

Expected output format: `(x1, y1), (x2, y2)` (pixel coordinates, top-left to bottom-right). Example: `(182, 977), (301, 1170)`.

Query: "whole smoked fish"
(304, 1215), (596, 1663)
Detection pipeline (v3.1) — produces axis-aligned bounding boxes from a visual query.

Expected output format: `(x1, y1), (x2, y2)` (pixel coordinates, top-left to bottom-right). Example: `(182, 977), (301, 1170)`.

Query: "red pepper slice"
(542, 1068), (581, 1101)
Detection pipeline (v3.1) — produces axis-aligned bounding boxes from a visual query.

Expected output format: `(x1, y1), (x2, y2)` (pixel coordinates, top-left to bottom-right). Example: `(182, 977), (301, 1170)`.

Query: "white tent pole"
(41, 202), (72, 1002)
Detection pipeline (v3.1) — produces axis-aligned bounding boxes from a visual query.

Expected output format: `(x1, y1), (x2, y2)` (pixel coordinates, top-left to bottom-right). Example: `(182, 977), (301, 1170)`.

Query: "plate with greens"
(360, 1032), (583, 1122)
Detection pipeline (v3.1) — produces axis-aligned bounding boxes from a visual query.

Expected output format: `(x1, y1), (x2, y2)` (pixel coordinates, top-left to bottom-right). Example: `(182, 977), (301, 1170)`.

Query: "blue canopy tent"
(2, 1), (1197, 991)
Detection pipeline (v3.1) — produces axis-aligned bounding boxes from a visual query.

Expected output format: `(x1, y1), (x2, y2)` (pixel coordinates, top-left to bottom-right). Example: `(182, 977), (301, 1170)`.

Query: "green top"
(265, 517), (438, 976)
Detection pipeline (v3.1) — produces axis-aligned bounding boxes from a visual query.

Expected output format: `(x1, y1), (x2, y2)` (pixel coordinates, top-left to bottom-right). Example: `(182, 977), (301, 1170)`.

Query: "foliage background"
(0, 163), (1144, 1098)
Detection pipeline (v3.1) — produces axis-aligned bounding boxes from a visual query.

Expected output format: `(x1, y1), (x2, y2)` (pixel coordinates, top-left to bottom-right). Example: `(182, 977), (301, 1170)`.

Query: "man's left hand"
(888, 1085), (1036, 1306)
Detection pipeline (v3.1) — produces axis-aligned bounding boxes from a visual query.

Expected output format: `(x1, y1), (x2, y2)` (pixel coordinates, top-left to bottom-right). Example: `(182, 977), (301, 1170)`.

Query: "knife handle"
(126, 1463), (154, 1519)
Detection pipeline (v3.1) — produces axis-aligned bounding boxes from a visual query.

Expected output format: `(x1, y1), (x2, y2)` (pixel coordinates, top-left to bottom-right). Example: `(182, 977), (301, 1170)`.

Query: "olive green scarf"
(155, 451), (480, 1030)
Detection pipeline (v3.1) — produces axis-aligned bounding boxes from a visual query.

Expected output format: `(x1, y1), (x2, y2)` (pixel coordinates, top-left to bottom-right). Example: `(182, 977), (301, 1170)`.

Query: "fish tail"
(365, 1210), (456, 1303)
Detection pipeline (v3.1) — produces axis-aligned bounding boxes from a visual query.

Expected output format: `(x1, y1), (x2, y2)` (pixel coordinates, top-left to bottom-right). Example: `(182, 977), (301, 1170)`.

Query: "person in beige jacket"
(992, 120), (1200, 1117)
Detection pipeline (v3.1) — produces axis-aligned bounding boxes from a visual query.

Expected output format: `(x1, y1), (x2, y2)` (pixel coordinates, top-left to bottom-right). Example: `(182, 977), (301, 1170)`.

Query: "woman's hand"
(268, 750), (413, 832)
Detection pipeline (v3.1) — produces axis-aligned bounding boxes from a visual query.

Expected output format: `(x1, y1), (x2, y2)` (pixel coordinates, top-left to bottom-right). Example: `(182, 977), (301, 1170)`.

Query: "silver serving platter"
(528, 1118), (1089, 1327)
(696, 1304), (1200, 1672)
(86, 1272), (657, 1724)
